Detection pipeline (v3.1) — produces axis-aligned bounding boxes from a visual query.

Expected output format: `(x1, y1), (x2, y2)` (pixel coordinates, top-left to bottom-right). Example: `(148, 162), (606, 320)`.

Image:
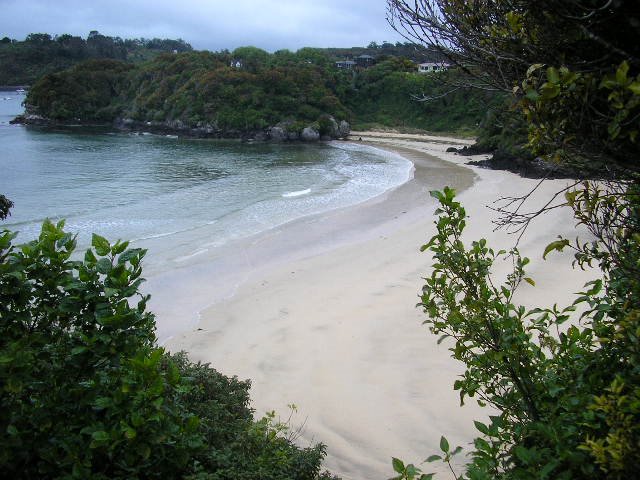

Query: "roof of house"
(418, 62), (451, 67)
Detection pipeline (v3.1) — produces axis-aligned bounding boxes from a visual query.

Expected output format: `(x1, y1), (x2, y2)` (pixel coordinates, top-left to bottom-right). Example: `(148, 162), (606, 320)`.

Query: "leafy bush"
(0, 220), (334, 479)
(392, 186), (640, 479)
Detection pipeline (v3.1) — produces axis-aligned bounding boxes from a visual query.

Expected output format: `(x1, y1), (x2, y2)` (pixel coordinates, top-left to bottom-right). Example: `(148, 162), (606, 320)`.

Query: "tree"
(387, 1), (640, 173)
(25, 33), (52, 45)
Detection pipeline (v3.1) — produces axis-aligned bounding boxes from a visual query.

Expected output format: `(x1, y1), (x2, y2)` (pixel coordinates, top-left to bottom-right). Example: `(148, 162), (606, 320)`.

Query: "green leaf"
(92, 233), (111, 256)
(525, 89), (540, 101)
(91, 430), (109, 442)
(392, 457), (405, 473)
(84, 248), (97, 263)
(96, 257), (112, 274)
(628, 81), (640, 95)
(524, 277), (536, 286)
(112, 240), (129, 255)
(439, 436), (449, 452)
(543, 239), (570, 259)
(616, 61), (629, 84)
(429, 190), (443, 201)
(425, 455), (441, 462)
(474, 420), (489, 435)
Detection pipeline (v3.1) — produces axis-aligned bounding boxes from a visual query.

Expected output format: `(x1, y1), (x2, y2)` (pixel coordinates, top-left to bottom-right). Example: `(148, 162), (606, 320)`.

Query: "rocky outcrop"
(268, 126), (287, 142)
(9, 113), (48, 125)
(287, 130), (300, 141)
(301, 126), (320, 141)
(114, 117), (224, 138)
(13, 112), (351, 143)
(466, 154), (587, 179)
(338, 120), (350, 138)
(326, 117), (339, 137)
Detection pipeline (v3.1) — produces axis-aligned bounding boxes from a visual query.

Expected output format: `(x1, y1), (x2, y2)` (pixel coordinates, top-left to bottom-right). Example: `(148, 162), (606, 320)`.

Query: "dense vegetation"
(20, 44), (494, 136)
(121, 48), (350, 132)
(0, 218), (336, 479)
(388, 1), (640, 479)
(0, 31), (192, 86)
(345, 57), (500, 134)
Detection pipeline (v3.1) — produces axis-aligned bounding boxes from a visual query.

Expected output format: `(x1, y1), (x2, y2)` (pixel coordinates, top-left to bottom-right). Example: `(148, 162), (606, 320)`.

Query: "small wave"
(136, 229), (182, 240)
(282, 188), (311, 198)
(174, 248), (209, 262)
(136, 218), (218, 241)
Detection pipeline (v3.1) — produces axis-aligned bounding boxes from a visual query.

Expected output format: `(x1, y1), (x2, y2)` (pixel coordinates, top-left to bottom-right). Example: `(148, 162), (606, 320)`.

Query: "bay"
(0, 95), (412, 274)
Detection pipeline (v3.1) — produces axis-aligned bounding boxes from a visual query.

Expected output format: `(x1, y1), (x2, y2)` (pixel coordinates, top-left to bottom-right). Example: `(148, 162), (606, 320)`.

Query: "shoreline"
(144, 141), (474, 345)
(146, 138), (474, 345)
(158, 132), (596, 479)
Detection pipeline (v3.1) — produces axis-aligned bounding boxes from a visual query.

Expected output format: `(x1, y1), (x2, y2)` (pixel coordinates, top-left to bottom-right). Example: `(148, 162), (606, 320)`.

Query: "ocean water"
(0, 95), (412, 273)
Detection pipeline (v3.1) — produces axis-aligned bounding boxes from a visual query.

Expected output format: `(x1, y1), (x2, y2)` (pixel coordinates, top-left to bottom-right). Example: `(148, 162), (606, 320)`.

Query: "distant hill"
(16, 37), (500, 137)
(0, 31), (192, 86)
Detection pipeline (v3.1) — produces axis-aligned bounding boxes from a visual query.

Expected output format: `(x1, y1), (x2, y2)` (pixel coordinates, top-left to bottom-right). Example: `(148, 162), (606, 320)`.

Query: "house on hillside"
(335, 60), (357, 69)
(355, 54), (375, 68)
(417, 62), (450, 73)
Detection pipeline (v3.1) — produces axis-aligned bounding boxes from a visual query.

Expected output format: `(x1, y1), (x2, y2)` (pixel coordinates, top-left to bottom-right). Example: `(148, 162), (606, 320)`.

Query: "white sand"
(157, 131), (596, 479)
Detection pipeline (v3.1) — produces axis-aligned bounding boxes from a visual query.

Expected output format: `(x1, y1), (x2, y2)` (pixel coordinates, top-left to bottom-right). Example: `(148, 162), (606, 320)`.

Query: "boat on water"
(15, 88), (26, 94)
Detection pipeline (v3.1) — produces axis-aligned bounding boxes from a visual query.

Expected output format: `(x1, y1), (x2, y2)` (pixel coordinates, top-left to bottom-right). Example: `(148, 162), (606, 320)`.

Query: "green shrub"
(392, 186), (640, 479)
(0, 220), (334, 479)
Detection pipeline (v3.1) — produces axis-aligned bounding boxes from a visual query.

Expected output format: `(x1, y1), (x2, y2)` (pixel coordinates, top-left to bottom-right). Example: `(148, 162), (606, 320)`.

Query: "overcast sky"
(0, 0), (406, 51)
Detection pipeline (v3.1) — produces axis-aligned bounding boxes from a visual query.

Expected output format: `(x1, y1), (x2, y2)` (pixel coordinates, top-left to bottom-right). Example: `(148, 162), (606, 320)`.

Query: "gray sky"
(0, 0), (406, 51)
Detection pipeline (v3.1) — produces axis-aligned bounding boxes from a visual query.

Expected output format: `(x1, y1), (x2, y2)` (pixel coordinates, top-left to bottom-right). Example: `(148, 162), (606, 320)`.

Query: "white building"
(417, 62), (450, 73)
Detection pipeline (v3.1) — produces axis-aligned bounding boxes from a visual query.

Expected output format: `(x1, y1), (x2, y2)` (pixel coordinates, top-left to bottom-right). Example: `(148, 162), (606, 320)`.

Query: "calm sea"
(0, 94), (412, 273)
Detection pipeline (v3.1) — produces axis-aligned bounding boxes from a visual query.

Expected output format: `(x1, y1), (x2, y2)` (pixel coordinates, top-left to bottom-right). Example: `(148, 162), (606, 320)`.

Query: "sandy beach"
(158, 131), (596, 479)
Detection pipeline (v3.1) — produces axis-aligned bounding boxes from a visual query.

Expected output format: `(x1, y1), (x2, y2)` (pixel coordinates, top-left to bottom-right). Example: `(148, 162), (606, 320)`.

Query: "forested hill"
(0, 34), (445, 87)
(19, 45), (498, 138)
(0, 31), (192, 86)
